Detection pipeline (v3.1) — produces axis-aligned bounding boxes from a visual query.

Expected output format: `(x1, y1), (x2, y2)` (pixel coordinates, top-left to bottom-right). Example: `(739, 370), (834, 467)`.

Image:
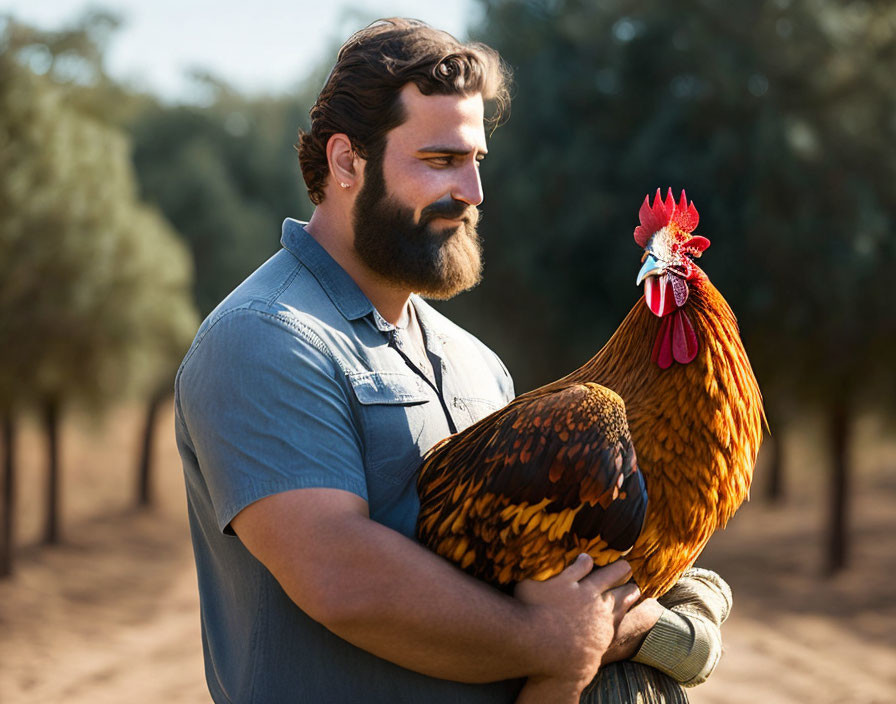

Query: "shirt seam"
(458, 396), (502, 407)
(180, 305), (349, 381)
(246, 557), (266, 704)
(261, 255), (305, 307)
(175, 305), (350, 455)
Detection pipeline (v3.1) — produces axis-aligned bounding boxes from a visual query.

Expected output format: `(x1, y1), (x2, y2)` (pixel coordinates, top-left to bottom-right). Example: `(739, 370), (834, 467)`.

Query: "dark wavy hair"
(296, 18), (511, 205)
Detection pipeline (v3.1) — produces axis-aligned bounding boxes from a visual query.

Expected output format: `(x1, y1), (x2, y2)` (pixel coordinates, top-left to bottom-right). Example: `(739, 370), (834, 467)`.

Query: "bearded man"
(175, 18), (731, 704)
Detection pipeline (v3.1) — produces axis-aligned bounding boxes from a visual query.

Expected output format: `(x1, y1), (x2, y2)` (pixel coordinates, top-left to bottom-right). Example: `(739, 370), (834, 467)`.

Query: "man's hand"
(513, 556), (641, 704)
(601, 597), (664, 665)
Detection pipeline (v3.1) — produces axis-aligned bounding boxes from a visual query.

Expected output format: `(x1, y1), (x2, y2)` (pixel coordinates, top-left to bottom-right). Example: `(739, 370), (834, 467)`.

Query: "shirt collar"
(280, 219), (446, 336)
(410, 295), (446, 358)
(280, 218), (379, 324)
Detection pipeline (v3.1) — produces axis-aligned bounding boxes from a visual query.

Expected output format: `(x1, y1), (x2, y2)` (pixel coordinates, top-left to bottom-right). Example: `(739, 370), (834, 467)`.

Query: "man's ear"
(326, 133), (361, 190)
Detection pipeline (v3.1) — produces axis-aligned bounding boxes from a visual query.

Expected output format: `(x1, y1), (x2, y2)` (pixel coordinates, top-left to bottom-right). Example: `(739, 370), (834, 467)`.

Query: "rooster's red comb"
(634, 188), (706, 250)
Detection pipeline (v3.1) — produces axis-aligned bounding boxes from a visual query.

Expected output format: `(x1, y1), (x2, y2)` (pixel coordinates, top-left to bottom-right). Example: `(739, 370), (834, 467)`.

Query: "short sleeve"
(177, 308), (367, 534)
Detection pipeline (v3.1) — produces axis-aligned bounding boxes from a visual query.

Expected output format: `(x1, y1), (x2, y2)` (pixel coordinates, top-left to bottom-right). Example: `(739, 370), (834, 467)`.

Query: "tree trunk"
(1, 412), (15, 578)
(764, 430), (785, 504)
(825, 396), (850, 575)
(582, 661), (688, 703)
(136, 390), (168, 508)
(43, 398), (62, 545)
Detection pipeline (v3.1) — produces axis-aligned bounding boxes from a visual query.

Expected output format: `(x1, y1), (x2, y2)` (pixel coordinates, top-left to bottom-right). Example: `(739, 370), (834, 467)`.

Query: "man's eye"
(428, 156), (453, 166)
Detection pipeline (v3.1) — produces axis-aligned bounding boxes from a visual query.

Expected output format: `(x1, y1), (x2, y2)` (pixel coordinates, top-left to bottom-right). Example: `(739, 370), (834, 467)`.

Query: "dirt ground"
(1, 404), (894, 703)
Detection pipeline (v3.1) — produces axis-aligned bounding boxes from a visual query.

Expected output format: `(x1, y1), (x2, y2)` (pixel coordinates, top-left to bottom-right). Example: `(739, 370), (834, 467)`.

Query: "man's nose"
(451, 162), (484, 207)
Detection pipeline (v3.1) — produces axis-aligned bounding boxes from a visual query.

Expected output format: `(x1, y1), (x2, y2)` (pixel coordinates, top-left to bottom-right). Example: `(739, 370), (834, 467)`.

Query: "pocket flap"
(348, 371), (431, 406)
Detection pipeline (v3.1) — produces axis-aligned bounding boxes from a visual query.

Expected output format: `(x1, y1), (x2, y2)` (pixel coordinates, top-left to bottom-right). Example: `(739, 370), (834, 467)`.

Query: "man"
(175, 18), (731, 704)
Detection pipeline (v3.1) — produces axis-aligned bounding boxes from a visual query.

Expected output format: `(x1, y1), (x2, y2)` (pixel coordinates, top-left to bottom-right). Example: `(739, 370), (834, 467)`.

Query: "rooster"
(416, 189), (764, 599)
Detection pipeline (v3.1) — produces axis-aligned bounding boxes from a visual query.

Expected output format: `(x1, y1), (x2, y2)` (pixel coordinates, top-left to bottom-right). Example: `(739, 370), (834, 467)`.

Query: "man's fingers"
(613, 582), (642, 610)
(606, 582), (642, 626)
(584, 559), (632, 591)
(560, 553), (594, 583)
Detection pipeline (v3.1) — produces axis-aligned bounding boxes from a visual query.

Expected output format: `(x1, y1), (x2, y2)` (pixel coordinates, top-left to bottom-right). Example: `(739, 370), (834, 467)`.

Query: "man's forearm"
(289, 511), (545, 682)
(632, 568), (731, 686)
(601, 598), (664, 665)
(234, 488), (638, 688)
(235, 492), (557, 684)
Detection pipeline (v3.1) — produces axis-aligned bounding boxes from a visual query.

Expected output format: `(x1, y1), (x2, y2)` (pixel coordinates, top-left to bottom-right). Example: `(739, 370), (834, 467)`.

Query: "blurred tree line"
(2, 0), (894, 577)
(0, 9), (323, 577)
(0, 12), (200, 574)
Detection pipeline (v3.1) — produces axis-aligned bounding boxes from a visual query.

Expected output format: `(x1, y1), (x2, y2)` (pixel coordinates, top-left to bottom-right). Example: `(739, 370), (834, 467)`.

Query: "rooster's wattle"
(416, 189), (764, 598)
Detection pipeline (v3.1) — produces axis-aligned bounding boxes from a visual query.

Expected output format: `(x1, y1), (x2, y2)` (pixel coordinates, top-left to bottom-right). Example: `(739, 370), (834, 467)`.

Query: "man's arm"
(231, 487), (640, 689)
(599, 598), (666, 665)
(591, 568), (733, 686)
(630, 568), (732, 686)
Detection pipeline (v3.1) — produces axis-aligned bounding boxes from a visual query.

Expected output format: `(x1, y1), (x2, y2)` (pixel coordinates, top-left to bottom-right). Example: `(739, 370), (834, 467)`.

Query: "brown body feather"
(417, 272), (764, 598)
(417, 383), (647, 587)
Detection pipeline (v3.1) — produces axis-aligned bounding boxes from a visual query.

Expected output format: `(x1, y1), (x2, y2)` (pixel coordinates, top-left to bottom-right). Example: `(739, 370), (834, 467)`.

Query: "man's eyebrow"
(417, 145), (488, 156)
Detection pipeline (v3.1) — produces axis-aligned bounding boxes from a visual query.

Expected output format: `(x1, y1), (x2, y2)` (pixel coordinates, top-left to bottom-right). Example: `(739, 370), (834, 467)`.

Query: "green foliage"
(1, 7), (315, 418)
(0, 11), (151, 126)
(0, 40), (197, 413)
(129, 80), (316, 316)
(459, 0), (896, 414)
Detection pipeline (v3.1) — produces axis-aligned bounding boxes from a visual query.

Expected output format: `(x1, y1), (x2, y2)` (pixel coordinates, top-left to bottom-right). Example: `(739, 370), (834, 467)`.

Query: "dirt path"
(1, 405), (894, 703)
(0, 511), (207, 704)
(0, 403), (208, 704)
(691, 486), (896, 704)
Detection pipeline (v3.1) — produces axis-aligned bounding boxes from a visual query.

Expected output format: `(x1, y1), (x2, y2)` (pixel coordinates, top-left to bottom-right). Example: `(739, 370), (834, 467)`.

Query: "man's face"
(352, 84), (487, 300)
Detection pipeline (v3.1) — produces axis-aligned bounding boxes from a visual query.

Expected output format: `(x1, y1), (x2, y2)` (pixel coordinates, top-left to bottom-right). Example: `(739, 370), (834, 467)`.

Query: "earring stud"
(339, 182), (350, 189)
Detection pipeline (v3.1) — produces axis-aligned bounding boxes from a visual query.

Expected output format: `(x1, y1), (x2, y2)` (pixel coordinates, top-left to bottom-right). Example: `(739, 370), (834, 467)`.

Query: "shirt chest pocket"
(453, 396), (503, 427)
(348, 370), (441, 485)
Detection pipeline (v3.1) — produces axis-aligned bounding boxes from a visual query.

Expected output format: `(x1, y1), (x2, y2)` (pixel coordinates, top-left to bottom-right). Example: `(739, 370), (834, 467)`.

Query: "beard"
(352, 154), (483, 300)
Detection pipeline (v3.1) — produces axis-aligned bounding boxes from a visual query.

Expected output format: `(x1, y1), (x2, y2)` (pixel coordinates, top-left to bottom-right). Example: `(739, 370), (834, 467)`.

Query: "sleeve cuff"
(632, 609), (720, 687)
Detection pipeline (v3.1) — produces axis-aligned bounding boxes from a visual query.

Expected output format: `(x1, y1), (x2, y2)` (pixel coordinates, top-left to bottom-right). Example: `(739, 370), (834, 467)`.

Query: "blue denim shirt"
(175, 219), (519, 703)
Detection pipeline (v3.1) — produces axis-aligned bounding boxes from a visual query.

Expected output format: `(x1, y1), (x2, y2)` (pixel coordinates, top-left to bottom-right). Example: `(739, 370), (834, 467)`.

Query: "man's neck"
(305, 208), (411, 325)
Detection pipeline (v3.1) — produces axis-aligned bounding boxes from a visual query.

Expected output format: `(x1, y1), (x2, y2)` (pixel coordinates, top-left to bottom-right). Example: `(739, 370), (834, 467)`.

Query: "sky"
(1, 0), (478, 102)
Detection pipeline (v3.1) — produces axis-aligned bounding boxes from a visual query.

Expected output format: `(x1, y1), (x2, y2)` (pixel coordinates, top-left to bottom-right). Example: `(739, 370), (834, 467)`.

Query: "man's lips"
(430, 214), (465, 222)
(420, 197), (473, 224)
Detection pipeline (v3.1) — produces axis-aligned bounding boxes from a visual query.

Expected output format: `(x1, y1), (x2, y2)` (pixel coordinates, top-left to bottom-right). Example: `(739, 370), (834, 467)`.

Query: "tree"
(125, 81), (315, 504)
(125, 205), (197, 506)
(0, 48), (122, 551)
(4, 9), (319, 514)
(0, 10), (151, 125)
(0, 30), (197, 561)
(129, 75), (316, 317)
(1, 12), (199, 530)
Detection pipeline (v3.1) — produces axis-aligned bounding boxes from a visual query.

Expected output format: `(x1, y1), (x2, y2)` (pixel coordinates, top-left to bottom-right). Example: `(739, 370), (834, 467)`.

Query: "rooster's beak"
(636, 254), (664, 286)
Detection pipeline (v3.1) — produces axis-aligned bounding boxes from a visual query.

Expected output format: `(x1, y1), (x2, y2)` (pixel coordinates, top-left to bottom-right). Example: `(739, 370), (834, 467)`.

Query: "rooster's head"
(634, 188), (710, 318)
(634, 188), (709, 368)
